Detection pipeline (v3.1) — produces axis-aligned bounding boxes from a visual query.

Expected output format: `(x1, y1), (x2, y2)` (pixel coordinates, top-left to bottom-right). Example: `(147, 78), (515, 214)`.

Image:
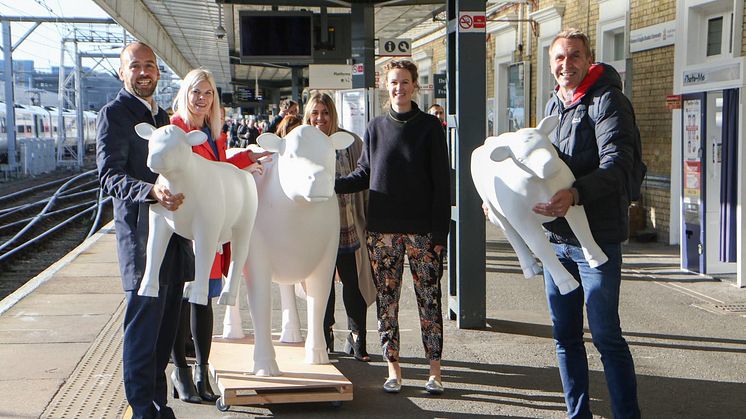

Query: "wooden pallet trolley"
(209, 336), (353, 411)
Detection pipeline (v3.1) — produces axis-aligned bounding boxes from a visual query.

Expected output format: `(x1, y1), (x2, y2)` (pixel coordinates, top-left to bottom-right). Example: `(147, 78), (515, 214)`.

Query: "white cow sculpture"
(226, 125), (353, 375)
(135, 123), (258, 306)
(471, 115), (608, 295)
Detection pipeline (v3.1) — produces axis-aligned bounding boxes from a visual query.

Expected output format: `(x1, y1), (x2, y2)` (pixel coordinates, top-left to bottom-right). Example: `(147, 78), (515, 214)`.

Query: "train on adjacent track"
(0, 102), (98, 163)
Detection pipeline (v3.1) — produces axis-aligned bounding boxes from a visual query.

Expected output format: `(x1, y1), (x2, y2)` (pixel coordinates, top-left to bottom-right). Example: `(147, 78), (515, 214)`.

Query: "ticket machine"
(681, 90), (736, 275)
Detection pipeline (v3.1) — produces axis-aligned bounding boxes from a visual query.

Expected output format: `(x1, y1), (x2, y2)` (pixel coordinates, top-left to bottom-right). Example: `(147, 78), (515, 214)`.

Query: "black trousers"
(324, 251), (367, 333)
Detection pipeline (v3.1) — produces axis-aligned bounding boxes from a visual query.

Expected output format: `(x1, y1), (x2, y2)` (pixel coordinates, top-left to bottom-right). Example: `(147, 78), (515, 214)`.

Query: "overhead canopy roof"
(92, 1), (510, 95)
(91, 0), (455, 91)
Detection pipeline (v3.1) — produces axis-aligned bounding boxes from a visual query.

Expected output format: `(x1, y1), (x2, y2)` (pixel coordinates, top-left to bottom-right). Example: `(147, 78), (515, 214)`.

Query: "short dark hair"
(551, 28), (593, 59)
(280, 99), (298, 111)
(382, 59), (420, 90)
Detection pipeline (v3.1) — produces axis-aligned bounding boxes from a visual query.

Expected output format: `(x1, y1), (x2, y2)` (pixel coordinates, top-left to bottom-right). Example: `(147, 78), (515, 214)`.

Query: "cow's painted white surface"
(135, 123), (258, 306)
(471, 116), (607, 295)
(224, 125), (354, 374)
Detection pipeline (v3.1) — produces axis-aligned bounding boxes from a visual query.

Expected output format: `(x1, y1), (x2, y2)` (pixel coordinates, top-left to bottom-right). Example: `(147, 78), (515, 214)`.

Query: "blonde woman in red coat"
(168, 68), (267, 403)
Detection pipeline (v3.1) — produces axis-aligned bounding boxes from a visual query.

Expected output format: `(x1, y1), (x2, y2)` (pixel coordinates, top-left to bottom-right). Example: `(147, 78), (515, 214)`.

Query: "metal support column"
(2, 20), (17, 172)
(74, 41), (84, 167)
(351, 2), (375, 89)
(57, 40), (67, 161)
(291, 67), (303, 104)
(447, 0), (486, 328)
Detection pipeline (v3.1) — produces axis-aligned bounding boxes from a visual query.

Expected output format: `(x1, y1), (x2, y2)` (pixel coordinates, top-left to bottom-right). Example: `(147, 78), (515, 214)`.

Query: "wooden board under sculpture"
(209, 336), (353, 411)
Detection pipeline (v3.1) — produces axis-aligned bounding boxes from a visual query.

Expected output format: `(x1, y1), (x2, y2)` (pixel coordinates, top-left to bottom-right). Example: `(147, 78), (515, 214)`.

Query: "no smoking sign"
(458, 11), (486, 33)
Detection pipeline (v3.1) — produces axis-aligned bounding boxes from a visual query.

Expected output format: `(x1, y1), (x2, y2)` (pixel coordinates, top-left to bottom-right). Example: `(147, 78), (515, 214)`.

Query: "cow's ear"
(536, 115), (559, 135)
(330, 131), (354, 150)
(489, 145), (512, 162)
(257, 133), (284, 153)
(185, 130), (207, 146)
(135, 123), (156, 140)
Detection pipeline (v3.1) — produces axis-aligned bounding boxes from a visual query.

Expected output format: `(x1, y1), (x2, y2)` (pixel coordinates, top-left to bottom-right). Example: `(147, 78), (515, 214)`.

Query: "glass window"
(613, 32), (625, 61)
(507, 63), (525, 132)
(707, 17), (723, 56)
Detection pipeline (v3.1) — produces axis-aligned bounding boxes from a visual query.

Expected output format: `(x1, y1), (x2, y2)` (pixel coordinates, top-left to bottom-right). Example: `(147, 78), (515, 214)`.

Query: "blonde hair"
(302, 91), (339, 135)
(551, 28), (593, 60)
(172, 68), (222, 139)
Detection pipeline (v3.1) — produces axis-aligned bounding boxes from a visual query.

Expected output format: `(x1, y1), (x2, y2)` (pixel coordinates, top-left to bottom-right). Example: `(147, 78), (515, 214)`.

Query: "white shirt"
(128, 88), (159, 117)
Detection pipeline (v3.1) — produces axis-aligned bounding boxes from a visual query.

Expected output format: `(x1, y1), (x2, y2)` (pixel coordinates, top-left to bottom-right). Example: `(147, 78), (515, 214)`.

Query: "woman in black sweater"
(336, 60), (451, 395)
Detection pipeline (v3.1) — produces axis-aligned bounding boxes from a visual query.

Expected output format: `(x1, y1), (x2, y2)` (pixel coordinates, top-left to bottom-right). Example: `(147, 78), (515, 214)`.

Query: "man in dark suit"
(96, 41), (193, 419)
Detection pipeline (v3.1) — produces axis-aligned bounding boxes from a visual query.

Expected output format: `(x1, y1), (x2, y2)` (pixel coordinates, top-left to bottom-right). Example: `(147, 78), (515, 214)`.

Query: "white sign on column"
(309, 64), (353, 90)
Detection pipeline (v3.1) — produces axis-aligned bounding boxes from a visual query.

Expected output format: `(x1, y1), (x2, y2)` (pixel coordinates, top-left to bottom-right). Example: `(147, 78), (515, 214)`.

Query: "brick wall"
(629, 0), (676, 240)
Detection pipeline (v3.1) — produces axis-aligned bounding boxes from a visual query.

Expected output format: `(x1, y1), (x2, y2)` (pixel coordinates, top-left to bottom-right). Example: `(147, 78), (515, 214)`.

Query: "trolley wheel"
(216, 397), (230, 412)
(330, 400), (343, 408)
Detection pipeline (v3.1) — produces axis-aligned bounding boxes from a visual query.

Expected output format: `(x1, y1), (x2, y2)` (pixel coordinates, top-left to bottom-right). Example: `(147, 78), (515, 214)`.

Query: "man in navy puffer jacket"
(532, 28), (641, 419)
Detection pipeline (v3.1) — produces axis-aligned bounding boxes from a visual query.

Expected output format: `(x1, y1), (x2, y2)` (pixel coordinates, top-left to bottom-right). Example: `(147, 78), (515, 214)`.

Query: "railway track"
(0, 169), (112, 300)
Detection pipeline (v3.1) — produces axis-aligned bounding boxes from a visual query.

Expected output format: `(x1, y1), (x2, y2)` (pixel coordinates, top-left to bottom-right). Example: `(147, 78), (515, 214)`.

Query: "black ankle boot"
(344, 332), (370, 362)
(170, 366), (201, 403)
(193, 364), (219, 402)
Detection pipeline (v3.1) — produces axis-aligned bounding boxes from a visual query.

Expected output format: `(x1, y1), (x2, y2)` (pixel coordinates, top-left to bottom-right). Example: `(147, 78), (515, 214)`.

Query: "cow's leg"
(245, 243), (280, 376)
(279, 284), (303, 343)
(516, 220), (579, 295)
(221, 289), (245, 339)
(220, 204), (256, 306)
(489, 208), (542, 277)
(218, 235), (250, 307)
(564, 206), (608, 268)
(138, 212), (172, 298)
(302, 240), (335, 364)
(187, 234), (217, 306)
(221, 257), (250, 338)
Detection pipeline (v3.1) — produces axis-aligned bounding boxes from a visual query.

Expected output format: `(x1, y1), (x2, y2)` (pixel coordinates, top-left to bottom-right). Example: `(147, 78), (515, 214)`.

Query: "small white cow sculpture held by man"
(135, 123), (258, 307)
(223, 125), (353, 375)
(471, 115), (607, 295)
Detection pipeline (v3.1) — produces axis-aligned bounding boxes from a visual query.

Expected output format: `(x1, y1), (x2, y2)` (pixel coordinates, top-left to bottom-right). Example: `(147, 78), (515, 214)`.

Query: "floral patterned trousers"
(366, 231), (444, 362)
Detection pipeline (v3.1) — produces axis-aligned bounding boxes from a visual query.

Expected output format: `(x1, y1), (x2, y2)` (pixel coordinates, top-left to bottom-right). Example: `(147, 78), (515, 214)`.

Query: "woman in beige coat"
(303, 91), (375, 361)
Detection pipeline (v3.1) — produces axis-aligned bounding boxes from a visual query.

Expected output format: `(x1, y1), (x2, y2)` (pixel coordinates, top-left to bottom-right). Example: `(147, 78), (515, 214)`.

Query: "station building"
(386, 0), (745, 285)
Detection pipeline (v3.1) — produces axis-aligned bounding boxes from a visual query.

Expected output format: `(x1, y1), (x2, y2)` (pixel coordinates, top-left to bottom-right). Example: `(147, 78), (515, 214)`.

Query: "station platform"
(1, 221), (745, 418)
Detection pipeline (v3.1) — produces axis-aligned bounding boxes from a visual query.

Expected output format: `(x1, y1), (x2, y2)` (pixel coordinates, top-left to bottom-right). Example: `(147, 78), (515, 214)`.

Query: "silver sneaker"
(383, 377), (402, 393)
(425, 376), (444, 395)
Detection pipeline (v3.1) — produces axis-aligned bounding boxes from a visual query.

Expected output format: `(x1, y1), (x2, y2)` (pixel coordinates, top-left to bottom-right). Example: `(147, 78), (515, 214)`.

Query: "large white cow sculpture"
(135, 123), (258, 306)
(471, 115), (607, 295)
(228, 125), (354, 375)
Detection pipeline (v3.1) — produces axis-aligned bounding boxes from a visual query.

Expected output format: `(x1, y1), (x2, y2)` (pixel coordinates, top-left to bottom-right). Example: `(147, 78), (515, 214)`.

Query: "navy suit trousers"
(123, 283), (183, 419)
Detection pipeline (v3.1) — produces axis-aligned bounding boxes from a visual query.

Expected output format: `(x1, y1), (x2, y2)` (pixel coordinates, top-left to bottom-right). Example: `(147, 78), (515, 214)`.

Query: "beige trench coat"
(341, 130), (376, 306)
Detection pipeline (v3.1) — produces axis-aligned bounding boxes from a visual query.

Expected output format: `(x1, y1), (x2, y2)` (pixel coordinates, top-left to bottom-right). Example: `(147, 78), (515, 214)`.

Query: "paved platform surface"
(1, 221), (746, 418)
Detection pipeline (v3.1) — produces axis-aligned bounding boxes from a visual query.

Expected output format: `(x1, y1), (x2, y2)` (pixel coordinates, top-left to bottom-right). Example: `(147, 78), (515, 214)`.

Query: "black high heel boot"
(193, 364), (219, 402)
(344, 332), (370, 362)
(325, 327), (335, 352)
(170, 366), (201, 403)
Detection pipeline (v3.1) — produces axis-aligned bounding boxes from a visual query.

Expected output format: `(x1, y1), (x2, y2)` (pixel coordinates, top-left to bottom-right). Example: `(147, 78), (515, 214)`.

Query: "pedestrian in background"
(267, 99), (299, 134)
